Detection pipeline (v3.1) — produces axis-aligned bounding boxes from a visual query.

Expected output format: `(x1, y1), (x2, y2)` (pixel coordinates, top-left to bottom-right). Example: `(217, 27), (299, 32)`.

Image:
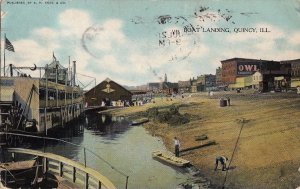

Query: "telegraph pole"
(0, 0), (2, 77)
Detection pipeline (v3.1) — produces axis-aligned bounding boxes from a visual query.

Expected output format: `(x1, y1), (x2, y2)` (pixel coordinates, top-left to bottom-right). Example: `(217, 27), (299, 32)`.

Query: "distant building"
(280, 59), (300, 78)
(147, 82), (160, 91)
(190, 74), (216, 92)
(160, 82), (178, 95)
(252, 71), (263, 89)
(215, 67), (222, 86)
(147, 73), (178, 94)
(190, 77), (201, 93)
(178, 80), (192, 93)
(280, 59), (300, 88)
(84, 78), (132, 107)
(198, 74), (216, 91)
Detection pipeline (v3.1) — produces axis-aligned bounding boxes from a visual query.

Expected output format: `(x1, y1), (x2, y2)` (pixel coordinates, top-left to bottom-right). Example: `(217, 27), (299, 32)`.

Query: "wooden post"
(59, 162), (63, 177)
(72, 167), (76, 183)
(85, 173), (89, 189)
(126, 176), (129, 189)
(43, 138), (46, 153)
(0, 109), (2, 127)
(9, 64), (12, 77)
(44, 157), (49, 173)
(11, 152), (15, 162)
(4, 169), (7, 186)
(84, 147), (86, 167)
(43, 157), (49, 180)
(98, 181), (102, 189)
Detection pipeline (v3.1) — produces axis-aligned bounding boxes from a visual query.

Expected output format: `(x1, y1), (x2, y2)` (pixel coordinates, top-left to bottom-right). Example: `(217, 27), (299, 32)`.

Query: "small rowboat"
(130, 118), (149, 126)
(194, 134), (208, 141)
(152, 151), (190, 167)
(0, 160), (37, 187)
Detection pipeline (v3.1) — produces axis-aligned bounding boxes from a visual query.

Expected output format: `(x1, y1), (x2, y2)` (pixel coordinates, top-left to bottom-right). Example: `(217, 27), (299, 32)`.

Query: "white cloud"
(82, 19), (126, 56)
(32, 27), (59, 50)
(288, 31), (300, 46)
(272, 50), (300, 60)
(59, 9), (92, 38)
(98, 55), (122, 72)
(128, 54), (151, 75)
(9, 39), (52, 65)
(221, 23), (300, 62)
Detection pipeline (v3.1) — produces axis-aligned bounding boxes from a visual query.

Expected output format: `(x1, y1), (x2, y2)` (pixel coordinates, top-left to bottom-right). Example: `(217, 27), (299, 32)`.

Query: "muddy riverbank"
(108, 91), (300, 189)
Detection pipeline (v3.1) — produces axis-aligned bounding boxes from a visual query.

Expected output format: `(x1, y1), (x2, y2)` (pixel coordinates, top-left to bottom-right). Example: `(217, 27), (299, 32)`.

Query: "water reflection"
(85, 113), (131, 139)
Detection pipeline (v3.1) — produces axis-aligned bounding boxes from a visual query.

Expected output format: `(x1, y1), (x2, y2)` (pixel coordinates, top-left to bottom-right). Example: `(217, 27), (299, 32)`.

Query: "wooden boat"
(130, 118), (149, 126)
(194, 134), (208, 141)
(0, 160), (38, 188)
(152, 151), (190, 167)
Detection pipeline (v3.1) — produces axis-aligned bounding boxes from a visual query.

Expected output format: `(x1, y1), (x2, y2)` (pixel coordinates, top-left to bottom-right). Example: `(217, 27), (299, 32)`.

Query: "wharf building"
(84, 78), (132, 107)
(221, 58), (291, 92)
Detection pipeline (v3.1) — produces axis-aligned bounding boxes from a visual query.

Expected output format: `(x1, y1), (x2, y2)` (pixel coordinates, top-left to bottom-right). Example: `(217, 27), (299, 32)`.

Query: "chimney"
(73, 61), (76, 87)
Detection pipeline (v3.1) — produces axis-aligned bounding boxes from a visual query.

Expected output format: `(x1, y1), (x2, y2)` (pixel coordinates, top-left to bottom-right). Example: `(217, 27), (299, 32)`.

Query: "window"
(39, 88), (46, 100)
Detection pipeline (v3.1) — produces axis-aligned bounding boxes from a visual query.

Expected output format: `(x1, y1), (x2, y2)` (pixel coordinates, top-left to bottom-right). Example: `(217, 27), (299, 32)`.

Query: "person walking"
(215, 156), (228, 171)
(174, 137), (180, 157)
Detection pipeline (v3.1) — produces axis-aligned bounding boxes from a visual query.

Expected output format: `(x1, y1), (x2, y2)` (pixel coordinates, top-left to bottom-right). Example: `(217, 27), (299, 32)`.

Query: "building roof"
(85, 77), (133, 96)
(220, 57), (273, 63)
(280, 59), (300, 64)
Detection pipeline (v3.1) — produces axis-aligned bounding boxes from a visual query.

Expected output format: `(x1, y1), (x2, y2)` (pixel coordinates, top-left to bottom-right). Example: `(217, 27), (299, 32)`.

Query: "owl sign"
(237, 63), (259, 75)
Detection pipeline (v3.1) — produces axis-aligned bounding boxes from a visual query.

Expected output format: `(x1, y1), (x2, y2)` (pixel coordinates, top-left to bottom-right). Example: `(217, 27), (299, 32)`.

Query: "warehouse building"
(84, 78), (132, 107)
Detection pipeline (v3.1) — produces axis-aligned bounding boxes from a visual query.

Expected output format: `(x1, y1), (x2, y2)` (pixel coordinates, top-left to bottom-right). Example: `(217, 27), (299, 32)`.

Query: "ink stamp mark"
(81, 24), (105, 59)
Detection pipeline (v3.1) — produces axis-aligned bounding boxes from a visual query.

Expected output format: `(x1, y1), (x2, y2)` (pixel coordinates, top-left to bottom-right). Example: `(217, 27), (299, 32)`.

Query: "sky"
(2, 0), (300, 88)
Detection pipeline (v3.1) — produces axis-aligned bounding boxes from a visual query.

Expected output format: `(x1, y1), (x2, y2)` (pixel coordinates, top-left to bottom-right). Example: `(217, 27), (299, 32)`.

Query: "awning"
(291, 80), (300, 88)
(274, 76), (284, 81)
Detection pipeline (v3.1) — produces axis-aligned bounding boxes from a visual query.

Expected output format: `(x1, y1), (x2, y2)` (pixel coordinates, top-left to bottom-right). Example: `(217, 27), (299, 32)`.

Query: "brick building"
(221, 58), (290, 85)
(221, 58), (291, 91)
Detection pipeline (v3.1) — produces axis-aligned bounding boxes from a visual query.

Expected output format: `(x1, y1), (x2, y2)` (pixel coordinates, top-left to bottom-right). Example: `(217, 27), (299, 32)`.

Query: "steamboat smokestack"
(73, 61), (76, 87)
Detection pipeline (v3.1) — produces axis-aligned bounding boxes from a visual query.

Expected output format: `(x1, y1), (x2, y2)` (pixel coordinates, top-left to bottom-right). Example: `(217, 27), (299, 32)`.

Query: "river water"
(36, 112), (196, 189)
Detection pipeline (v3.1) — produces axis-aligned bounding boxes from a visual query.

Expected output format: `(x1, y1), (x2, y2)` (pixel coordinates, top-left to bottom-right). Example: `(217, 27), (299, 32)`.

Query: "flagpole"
(0, 0), (2, 117)
(0, 0), (2, 77)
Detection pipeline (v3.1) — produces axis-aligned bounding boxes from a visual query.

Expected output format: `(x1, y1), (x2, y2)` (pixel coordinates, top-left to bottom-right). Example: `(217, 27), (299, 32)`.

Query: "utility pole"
(0, 0), (2, 77)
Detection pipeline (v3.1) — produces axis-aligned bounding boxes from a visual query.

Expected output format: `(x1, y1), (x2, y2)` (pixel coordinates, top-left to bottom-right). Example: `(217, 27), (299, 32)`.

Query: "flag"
(53, 52), (57, 61)
(5, 37), (15, 52)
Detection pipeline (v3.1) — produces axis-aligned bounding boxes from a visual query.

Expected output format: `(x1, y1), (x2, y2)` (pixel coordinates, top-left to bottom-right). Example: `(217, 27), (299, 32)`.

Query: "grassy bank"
(109, 92), (300, 189)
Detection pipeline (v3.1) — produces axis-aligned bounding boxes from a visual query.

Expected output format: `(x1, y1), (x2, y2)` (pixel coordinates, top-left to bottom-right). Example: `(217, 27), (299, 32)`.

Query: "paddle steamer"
(0, 56), (84, 135)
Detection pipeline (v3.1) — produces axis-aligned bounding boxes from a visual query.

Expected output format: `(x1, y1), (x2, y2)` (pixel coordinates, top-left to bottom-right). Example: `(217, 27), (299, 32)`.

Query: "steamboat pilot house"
(0, 57), (84, 134)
